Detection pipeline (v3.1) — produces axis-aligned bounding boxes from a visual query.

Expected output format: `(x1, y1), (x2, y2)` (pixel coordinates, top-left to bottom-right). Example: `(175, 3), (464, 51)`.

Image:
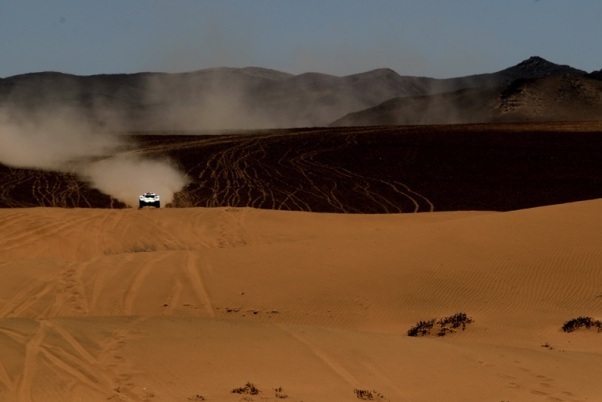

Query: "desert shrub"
(354, 389), (374, 400)
(232, 382), (260, 395)
(562, 316), (602, 333)
(274, 386), (288, 399)
(407, 319), (435, 337)
(408, 312), (473, 337)
(438, 312), (473, 330)
(354, 389), (387, 401)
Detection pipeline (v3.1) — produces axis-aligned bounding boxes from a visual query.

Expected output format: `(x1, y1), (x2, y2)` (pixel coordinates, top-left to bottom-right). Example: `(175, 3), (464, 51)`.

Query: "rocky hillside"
(1, 56), (597, 129)
(333, 74), (602, 126)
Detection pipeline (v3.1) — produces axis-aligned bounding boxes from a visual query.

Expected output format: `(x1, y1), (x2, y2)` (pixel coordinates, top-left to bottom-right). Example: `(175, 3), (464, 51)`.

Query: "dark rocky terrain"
(2, 122), (602, 213)
(333, 74), (602, 126)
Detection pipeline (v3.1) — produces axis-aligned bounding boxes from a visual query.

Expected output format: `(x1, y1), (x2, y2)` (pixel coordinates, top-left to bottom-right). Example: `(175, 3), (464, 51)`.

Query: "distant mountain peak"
(514, 56), (561, 72)
(587, 68), (602, 81)
(520, 55), (552, 65)
(343, 68), (404, 84)
(501, 56), (586, 80)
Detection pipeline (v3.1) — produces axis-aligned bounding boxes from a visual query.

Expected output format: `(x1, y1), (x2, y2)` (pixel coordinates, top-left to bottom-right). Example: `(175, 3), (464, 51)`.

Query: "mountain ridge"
(0, 56), (599, 129)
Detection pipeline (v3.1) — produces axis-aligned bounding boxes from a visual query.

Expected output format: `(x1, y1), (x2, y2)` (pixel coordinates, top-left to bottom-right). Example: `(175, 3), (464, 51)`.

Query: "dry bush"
(274, 386), (288, 399)
(562, 316), (602, 333)
(408, 312), (473, 337)
(232, 382), (260, 395)
(406, 319), (435, 337)
(354, 389), (387, 401)
(354, 389), (374, 400)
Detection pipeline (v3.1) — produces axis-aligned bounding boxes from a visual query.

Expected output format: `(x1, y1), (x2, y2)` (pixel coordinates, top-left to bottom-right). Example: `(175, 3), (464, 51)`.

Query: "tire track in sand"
(14, 317), (152, 401)
(176, 128), (434, 213)
(183, 252), (215, 317)
(122, 253), (172, 316)
(16, 320), (50, 402)
(276, 324), (359, 389)
(12, 320), (117, 400)
(0, 279), (55, 318)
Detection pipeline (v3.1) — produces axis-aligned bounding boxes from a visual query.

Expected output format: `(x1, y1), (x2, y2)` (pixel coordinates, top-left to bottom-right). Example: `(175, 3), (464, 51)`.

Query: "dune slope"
(0, 202), (601, 401)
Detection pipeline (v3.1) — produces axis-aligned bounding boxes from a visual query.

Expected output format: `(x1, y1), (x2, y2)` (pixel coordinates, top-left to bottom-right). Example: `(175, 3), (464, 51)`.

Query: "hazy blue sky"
(1, 1), (601, 78)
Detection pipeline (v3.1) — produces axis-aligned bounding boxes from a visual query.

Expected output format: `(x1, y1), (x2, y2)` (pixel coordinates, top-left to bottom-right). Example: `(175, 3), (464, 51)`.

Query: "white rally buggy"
(139, 192), (160, 209)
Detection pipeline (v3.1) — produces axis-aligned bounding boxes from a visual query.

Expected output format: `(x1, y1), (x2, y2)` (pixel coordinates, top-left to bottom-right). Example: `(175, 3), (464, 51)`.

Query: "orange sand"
(0, 202), (601, 401)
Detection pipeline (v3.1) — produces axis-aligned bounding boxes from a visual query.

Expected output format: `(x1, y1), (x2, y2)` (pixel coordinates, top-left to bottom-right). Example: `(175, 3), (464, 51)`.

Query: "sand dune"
(0, 201), (601, 401)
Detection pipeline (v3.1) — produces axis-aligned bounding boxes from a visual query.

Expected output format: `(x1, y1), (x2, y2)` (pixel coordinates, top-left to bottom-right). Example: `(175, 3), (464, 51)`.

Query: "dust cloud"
(0, 108), (126, 170)
(0, 107), (189, 207)
(81, 155), (189, 207)
(141, 71), (278, 130)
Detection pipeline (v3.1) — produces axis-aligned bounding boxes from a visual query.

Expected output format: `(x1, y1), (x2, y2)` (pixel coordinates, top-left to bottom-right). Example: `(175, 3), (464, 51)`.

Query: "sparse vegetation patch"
(354, 389), (387, 401)
(406, 319), (436, 337)
(274, 386), (288, 399)
(407, 312), (474, 337)
(232, 382), (260, 395)
(561, 316), (602, 333)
